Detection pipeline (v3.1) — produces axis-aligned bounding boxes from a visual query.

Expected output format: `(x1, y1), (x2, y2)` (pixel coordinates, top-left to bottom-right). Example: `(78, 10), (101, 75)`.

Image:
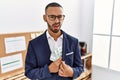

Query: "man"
(25, 2), (83, 80)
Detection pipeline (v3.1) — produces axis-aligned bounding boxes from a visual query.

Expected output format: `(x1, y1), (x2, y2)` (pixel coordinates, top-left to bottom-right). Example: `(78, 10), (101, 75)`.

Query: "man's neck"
(48, 30), (62, 41)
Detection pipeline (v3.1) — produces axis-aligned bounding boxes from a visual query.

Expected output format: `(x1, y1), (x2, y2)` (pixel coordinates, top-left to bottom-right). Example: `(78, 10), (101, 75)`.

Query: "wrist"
(48, 65), (52, 73)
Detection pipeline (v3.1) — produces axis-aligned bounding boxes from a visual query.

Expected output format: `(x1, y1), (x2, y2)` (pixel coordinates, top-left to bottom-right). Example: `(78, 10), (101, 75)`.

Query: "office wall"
(79, 0), (94, 52)
(0, 0), (41, 33)
(0, 0), (94, 52)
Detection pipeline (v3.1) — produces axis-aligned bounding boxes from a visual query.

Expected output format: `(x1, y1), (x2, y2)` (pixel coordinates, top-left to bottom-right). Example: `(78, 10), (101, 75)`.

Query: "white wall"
(79, 0), (94, 52)
(0, 0), (41, 33)
(0, 0), (94, 52)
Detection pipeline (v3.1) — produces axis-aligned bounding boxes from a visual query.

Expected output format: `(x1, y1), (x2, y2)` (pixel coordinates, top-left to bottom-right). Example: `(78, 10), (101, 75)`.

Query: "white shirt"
(46, 31), (63, 61)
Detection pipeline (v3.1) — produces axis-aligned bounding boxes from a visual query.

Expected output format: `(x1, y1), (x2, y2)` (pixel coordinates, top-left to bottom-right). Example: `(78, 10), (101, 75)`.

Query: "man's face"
(44, 7), (65, 33)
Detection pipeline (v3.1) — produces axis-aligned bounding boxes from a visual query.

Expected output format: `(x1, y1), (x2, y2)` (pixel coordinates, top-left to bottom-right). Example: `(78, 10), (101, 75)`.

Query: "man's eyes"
(49, 16), (56, 18)
(49, 15), (62, 18)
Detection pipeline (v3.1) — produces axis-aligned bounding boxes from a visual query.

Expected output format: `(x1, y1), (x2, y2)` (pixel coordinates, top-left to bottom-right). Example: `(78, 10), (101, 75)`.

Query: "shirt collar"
(46, 30), (63, 39)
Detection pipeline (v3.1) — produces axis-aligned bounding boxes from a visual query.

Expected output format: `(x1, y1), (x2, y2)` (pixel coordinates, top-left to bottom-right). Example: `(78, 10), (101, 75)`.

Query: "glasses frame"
(47, 15), (65, 21)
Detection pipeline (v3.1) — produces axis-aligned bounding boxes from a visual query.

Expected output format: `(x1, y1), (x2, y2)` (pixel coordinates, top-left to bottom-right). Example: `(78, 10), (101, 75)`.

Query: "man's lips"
(54, 26), (59, 29)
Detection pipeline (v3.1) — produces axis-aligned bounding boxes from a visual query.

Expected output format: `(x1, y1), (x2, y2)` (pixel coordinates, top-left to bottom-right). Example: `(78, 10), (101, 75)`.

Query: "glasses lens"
(58, 15), (65, 20)
(48, 15), (56, 21)
(48, 15), (65, 21)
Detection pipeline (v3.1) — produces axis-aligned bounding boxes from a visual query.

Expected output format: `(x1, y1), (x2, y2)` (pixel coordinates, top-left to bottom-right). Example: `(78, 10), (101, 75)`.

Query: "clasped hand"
(48, 57), (73, 77)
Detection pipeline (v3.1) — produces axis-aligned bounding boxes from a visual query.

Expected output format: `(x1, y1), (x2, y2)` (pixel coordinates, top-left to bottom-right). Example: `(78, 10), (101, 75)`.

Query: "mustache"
(53, 23), (60, 26)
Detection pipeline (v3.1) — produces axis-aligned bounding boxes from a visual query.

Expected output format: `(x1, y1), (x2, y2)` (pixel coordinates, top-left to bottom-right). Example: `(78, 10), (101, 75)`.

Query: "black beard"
(47, 23), (61, 33)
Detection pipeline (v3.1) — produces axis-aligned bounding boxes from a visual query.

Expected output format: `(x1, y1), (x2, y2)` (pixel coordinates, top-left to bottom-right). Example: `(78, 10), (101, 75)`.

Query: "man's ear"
(43, 15), (47, 22)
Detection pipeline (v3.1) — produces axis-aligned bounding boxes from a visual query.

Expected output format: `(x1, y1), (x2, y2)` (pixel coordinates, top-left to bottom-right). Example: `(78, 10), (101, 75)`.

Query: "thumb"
(61, 61), (67, 68)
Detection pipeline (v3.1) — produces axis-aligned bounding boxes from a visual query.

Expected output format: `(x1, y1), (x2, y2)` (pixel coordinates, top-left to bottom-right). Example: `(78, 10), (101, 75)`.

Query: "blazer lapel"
(62, 31), (68, 61)
(41, 31), (51, 57)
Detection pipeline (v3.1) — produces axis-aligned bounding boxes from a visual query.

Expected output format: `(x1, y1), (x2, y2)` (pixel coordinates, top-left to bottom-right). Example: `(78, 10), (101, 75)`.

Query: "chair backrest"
(79, 42), (87, 55)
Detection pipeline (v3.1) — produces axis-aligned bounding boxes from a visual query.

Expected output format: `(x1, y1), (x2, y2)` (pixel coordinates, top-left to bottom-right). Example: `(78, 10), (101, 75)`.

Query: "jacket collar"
(43, 29), (68, 39)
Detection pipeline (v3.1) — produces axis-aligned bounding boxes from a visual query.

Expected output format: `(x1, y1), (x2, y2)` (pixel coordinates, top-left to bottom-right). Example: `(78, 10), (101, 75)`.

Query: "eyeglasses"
(47, 15), (65, 21)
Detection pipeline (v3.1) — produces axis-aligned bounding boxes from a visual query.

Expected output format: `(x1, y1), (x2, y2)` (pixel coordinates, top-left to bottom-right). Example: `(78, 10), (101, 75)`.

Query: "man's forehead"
(46, 7), (63, 14)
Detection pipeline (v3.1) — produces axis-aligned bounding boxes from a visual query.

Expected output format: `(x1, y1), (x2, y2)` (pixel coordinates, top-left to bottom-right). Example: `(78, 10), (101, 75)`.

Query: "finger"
(61, 61), (67, 68)
(54, 57), (62, 64)
(58, 57), (62, 60)
(55, 57), (62, 63)
(57, 57), (62, 61)
(60, 63), (64, 72)
(58, 69), (64, 76)
(57, 57), (62, 64)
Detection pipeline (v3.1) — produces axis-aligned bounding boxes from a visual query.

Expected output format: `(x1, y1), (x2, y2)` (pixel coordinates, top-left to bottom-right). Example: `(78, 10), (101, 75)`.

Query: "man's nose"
(54, 17), (60, 22)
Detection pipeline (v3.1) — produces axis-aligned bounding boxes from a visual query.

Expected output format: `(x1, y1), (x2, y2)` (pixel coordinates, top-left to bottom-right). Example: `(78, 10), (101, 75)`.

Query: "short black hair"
(45, 2), (63, 12)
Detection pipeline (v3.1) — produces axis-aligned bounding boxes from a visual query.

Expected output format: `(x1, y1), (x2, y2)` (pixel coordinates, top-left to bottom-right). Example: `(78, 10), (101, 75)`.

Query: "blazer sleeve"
(25, 42), (52, 79)
(72, 40), (83, 79)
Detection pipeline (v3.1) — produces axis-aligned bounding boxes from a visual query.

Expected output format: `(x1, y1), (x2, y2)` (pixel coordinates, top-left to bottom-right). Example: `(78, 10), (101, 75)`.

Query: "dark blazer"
(25, 30), (83, 80)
